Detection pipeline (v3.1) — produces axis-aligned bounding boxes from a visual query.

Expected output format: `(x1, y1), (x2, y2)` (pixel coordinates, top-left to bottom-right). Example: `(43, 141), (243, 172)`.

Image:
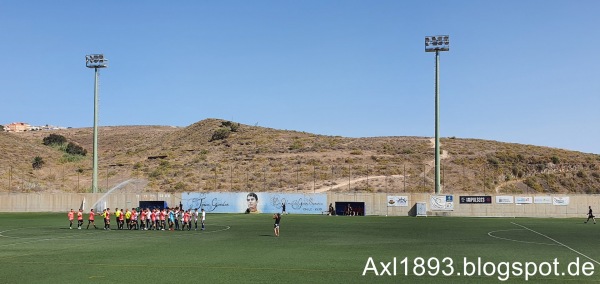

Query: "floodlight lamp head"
(86, 54), (108, 68)
(425, 35), (449, 52)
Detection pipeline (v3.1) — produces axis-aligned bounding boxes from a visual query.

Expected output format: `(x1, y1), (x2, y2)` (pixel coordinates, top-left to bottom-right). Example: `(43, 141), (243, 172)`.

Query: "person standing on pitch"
(87, 209), (98, 229)
(273, 213), (281, 237)
(193, 208), (199, 231)
(67, 209), (75, 229)
(77, 209), (84, 229)
(174, 207), (180, 230)
(282, 202), (287, 215)
(125, 208), (132, 230)
(114, 208), (120, 229)
(104, 208), (111, 230)
(168, 208), (175, 231)
(201, 208), (206, 231)
(585, 206), (597, 224)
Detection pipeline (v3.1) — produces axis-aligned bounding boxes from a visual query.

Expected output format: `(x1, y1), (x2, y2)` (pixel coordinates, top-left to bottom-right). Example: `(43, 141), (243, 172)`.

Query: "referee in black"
(585, 206), (596, 224)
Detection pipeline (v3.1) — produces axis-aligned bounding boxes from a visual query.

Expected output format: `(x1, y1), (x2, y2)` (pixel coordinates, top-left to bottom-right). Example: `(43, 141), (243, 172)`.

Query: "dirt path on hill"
(314, 138), (448, 193)
(313, 175), (404, 193)
(420, 138), (449, 179)
(494, 179), (524, 193)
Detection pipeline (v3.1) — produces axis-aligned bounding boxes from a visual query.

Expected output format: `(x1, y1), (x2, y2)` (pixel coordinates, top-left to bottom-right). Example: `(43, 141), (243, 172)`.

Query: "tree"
(32, 156), (45, 169)
(0, 125), (4, 132)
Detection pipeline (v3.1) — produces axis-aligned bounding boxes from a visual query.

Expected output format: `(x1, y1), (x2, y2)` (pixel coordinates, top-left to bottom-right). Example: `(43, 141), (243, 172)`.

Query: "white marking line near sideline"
(511, 222), (600, 266)
(0, 225), (231, 248)
(487, 229), (560, 246)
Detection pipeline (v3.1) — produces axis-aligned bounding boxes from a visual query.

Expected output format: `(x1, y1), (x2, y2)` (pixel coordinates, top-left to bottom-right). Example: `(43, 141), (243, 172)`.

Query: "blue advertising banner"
(181, 192), (327, 214)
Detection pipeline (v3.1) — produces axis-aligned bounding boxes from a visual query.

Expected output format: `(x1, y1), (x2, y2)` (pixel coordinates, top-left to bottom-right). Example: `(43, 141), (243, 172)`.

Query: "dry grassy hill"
(2, 118), (599, 194)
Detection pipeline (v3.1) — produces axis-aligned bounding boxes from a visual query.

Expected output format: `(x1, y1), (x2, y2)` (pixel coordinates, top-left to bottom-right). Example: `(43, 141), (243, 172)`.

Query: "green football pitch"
(0, 213), (599, 283)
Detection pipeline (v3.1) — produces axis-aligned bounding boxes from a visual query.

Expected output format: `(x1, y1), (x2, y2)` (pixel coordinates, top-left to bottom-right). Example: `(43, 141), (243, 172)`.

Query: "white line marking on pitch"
(511, 222), (600, 266)
(487, 229), (560, 246)
(0, 225), (231, 248)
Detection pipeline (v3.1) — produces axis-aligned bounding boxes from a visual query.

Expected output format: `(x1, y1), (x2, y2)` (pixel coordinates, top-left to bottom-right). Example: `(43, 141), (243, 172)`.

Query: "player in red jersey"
(182, 210), (191, 231)
(87, 209), (98, 229)
(67, 209), (75, 229)
(118, 209), (125, 229)
(77, 209), (84, 229)
(159, 209), (166, 231)
(150, 209), (157, 230)
(104, 208), (111, 230)
(140, 209), (147, 230)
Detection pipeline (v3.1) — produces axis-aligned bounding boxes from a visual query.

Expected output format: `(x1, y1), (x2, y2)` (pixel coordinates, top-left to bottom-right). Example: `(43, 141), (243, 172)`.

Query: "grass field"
(1, 213), (599, 283)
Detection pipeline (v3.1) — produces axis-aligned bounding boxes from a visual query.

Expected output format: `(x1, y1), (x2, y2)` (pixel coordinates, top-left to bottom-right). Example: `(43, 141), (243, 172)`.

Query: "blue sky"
(1, 1), (599, 154)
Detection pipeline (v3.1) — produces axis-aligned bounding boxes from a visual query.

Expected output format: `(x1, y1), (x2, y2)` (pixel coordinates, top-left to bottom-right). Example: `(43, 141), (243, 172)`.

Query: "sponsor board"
(553, 197), (570, 206)
(387, 196), (409, 207)
(515, 197), (533, 204)
(181, 192), (327, 214)
(496, 196), (514, 204)
(534, 196), (552, 204)
(430, 195), (454, 211)
(459, 196), (492, 204)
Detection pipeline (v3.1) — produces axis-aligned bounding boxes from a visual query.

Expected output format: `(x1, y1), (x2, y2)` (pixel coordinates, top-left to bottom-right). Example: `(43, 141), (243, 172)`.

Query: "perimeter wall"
(1, 192), (599, 218)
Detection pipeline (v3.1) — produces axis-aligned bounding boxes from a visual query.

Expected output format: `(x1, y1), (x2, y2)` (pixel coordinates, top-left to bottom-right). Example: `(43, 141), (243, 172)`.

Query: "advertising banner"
(387, 196), (409, 207)
(553, 197), (570, 206)
(496, 196), (514, 204)
(459, 196), (492, 204)
(430, 195), (453, 211)
(181, 192), (327, 214)
(515, 197), (533, 204)
(534, 196), (552, 204)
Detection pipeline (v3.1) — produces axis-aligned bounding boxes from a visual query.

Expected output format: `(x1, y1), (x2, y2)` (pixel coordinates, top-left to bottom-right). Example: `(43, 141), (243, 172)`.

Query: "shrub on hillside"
(524, 177), (544, 192)
(65, 142), (87, 156)
(32, 156), (45, 169)
(221, 121), (240, 132)
(210, 127), (231, 141)
(43, 134), (67, 146)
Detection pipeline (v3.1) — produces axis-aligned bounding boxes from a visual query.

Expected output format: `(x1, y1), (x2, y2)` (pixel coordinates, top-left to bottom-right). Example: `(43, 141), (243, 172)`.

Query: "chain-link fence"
(1, 161), (599, 193)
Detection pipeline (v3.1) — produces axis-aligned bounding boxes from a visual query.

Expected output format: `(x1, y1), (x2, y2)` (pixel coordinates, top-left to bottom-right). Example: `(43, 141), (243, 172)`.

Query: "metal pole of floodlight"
(86, 54), (108, 194)
(425, 35), (449, 195)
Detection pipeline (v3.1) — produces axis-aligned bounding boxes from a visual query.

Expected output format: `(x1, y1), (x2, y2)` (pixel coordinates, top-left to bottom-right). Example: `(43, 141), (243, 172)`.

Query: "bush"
(524, 177), (544, 192)
(210, 128), (231, 141)
(221, 121), (240, 132)
(32, 156), (45, 169)
(43, 134), (67, 146)
(173, 181), (187, 191)
(289, 140), (303, 150)
(60, 154), (85, 163)
(133, 162), (143, 170)
(65, 142), (87, 156)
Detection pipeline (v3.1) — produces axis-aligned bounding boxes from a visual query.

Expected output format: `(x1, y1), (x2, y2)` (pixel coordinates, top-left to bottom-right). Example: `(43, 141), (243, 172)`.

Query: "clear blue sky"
(1, 1), (599, 154)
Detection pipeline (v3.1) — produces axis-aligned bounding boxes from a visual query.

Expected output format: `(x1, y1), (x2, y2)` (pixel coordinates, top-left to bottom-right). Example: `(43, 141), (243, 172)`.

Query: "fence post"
(9, 166), (12, 191)
(348, 164), (351, 191)
(423, 164), (426, 190)
(403, 164), (406, 192)
(330, 165), (334, 191)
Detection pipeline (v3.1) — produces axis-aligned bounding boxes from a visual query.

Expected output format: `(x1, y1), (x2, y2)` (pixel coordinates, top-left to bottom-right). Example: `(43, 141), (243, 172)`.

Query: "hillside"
(1, 118), (599, 194)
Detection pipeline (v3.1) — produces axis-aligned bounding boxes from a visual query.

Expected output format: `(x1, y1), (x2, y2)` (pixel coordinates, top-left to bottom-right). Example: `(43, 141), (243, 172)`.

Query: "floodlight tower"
(425, 35), (449, 195)
(85, 54), (108, 194)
